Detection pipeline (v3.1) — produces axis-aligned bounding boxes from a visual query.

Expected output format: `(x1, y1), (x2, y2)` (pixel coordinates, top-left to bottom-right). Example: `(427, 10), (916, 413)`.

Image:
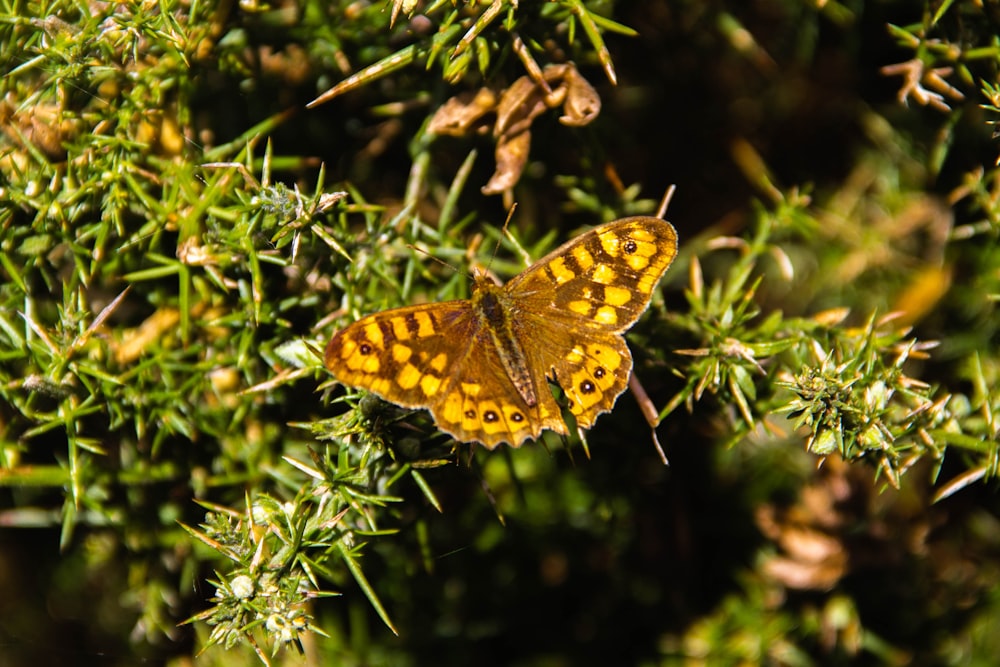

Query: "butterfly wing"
(507, 217), (678, 429)
(521, 329), (633, 430)
(325, 301), (475, 409)
(507, 216), (678, 334)
(325, 297), (564, 448)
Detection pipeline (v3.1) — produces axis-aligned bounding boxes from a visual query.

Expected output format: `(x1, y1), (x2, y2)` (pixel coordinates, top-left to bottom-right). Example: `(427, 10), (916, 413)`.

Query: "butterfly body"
(472, 282), (539, 408)
(325, 216), (678, 448)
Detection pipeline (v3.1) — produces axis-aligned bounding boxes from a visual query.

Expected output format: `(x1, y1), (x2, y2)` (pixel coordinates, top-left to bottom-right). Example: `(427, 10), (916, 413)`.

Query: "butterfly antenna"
(406, 243), (464, 276)
(656, 184), (677, 219)
(501, 202), (518, 235)
(485, 202), (520, 271)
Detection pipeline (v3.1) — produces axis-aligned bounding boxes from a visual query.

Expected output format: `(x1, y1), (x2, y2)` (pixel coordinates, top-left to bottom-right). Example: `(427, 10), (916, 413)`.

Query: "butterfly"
(325, 216), (678, 448)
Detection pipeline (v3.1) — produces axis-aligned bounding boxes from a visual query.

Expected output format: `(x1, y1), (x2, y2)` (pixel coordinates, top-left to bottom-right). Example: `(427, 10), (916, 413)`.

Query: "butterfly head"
(470, 266), (504, 289)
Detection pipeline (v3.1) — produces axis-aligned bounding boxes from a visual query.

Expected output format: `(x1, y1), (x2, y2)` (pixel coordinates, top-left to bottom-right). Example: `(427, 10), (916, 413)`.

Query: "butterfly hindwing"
(429, 329), (568, 447)
(548, 333), (633, 429)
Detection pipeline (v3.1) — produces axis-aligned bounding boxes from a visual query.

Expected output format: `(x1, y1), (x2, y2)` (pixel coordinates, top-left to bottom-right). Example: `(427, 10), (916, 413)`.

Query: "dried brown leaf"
(559, 66), (601, 126)
(430, 63), (601, 195)
(482, 129), (531, 195)
(428, 88), (498, 136)
(493, 75), (550, 138)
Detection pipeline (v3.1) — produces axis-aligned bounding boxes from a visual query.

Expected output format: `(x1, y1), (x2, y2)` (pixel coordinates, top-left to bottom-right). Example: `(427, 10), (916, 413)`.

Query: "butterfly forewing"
(507, 216), (678, 334)
(324, 301), (477, 409)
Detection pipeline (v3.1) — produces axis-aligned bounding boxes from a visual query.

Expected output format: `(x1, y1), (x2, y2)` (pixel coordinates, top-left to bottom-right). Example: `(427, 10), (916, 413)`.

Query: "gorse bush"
(2, 0), (1000, 665)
